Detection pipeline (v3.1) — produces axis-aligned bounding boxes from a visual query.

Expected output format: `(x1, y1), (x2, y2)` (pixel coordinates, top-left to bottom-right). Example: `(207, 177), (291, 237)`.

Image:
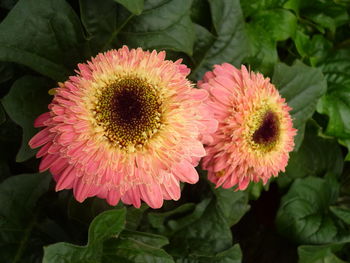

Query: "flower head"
(199, 63), (296, 190)
(29, 46), (217, 208)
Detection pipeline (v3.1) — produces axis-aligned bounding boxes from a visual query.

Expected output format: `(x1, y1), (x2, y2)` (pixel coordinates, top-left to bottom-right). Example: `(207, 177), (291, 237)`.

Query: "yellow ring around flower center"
(92, 76), (163, 151)
(245, 106), (280, 153)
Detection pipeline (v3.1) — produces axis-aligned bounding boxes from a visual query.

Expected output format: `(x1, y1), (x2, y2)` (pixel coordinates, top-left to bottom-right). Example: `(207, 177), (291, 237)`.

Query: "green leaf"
(0, 173), (51, 262)
(2, 76), (52, 162)
(102, 235), (174, 263)
(298, 243), (347, 263)
(186, 244), (242, 263)
(117, 0), (195, 56)
(148, 203), (196, 233)
(88, 209), (126, 246)
(212, 186), (250, 227)
(276, 176), (350, 244)
(162, 184), (249, 259)
(250, 9), (297, 41)
(0, 172), (50, 228)
(191, 0), (249, 79)
(272, 60), (327, 149)
(114, 0), (144, 15)
(293, 31), (332, 66)
(285, 122), (343, 179)
(245, 23), (277, 74)
(340, 139), (350, 161)
(302, 1), (349, 33)
(243, 8), (296, 73)
(191, 24), (215, 72)
(210, 244), (242, 263)
(79, 0), (118, 54)
(241, 0), (289, 17)
(283, 0), (300, 14)
(168, 198), (233, 257)
(120, 230), (169, 248)
(0, 62), (14, 84)
(316, 49), (350, 139)
(0, 0), (89, 81)
(43, 208), (127, 263)
(330, 207), (350, 224)
(125, 204), (149, 230)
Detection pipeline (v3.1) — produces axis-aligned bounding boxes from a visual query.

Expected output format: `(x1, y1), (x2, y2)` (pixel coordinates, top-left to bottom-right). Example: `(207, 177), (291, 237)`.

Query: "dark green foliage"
(0, 0), (350, 262)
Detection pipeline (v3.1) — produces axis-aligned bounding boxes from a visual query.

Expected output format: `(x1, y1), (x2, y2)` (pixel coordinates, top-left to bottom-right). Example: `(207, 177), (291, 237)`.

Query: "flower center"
(93, 77), (163, 150)
(252, 110), (280, 149)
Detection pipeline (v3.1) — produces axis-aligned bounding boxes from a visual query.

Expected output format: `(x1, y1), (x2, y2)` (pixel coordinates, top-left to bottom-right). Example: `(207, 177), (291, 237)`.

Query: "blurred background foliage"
(0, 0), (350, 262)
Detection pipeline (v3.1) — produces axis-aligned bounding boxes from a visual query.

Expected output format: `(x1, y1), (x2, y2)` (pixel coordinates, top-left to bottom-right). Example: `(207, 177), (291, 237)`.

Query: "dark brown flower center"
(93, 77), (163, 150)
(253, 111), (279, 147)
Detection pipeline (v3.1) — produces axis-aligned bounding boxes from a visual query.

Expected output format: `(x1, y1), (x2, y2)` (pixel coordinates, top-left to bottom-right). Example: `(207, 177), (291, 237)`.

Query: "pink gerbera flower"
(199, 63), (296, 190)
(29, 46), (217, 209)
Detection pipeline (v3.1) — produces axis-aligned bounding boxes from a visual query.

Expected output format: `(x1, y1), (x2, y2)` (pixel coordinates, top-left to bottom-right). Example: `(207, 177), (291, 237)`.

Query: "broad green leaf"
(0, 173), (51, 262)
(250, 9), (297, 41)
(276, 177), (350, 244)
(168, 204), (233, 258)
(163, 183), (249, 259)
(88, 209), (126, 246)
(119, 230), (169, 248)
(125, 204), (149, 230)
(0, 62), (13, 84)
(298, 243), (347, 263)
(114, 0), (144, 15)
(317, 49), (350, 139)
(245, 22), (278, 74)
(245, 9), (296, 73)
(293, 31), (332, 66)
(117, 0), (195, 56)
(185, 244), (242, 263)
(0, 0), (89, 81)
(302, 1), (349, 33)
(241, 0), (289, 17)
(285, 122), (343, 179)
(2, 76), (52, 162)
(79, 0), (118, 54)
(330, 207), (350, 224)
(191, 24), (215, 73)
(273, 61), (327, 149)
(244, 9), (296, 73)
(0, 173), (50, 228)
(191, 0), (249, 79)
(285, 0), (348, 33)
(102, 234), (174, 263)
(340, 139), (350, 161)
(283, 0), (300, 14)
(148, 203), (196, 233)
(245, 23), (277, 74)
(43, 208), (126, 263)
(212, 186), (250, 227)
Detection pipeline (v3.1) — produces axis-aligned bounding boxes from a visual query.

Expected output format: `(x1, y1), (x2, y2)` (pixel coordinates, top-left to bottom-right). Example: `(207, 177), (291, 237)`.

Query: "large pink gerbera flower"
(199, 63), (296, 190)
(29, 46), (217, 209)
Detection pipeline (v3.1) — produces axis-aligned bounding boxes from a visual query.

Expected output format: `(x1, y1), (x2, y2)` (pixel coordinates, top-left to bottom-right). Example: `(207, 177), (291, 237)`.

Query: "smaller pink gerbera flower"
(199, 63), (296, 190)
